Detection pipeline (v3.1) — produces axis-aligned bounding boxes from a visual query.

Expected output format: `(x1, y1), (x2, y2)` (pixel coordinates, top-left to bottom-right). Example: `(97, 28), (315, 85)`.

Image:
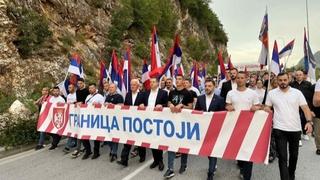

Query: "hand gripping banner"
(37, 103), (273, 164)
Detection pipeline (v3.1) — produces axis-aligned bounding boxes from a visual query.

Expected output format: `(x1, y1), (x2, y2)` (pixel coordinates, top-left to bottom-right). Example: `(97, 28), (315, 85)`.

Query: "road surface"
(0, 138), (318, 180)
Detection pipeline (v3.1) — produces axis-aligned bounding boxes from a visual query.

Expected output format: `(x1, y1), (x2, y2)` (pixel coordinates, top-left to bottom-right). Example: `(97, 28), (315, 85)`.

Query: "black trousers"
(51, 134), (61, 147)
(269, 129), (277, 158)
(82, 140), (100, 154)
(120, 144), (146, 162)
(238, 160), (253, 180)
(151, 149), (163, 163)
(274, 129), (300, 180)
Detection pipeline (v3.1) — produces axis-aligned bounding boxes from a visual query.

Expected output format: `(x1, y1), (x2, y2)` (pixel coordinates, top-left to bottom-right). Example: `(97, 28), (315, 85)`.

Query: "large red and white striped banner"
(37, 103), (273, 164)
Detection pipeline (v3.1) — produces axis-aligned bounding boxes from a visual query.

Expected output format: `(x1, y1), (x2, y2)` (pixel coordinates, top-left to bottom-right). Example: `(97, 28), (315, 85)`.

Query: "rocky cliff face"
(0, 0), (226, 116)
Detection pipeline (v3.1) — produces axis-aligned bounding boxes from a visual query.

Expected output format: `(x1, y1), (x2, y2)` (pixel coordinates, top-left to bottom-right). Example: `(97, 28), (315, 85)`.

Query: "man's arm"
(313, 91), (320, 107)
(301, 104), (313, 134)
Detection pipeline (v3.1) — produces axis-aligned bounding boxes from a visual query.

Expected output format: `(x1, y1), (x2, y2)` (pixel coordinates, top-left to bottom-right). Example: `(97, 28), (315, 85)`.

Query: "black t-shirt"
(168, 88), (193, 106)
(189, 90), (198, 99)
(76, 88), (90, 103)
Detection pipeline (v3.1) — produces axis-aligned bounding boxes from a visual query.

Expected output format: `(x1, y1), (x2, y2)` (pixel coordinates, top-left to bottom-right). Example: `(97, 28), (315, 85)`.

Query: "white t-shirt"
(67, 92), (77, 104)
(226, 88), (259, 111)
(85, 93), (105, 105)
(49, 96), (65, 104)
(315, 79), (320, 92)
(266, 87), (308, 131)
(255, 88), (266, 104)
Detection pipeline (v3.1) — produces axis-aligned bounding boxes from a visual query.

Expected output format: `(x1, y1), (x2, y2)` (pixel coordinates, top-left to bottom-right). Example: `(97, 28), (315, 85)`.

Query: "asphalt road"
(0, 137), (318, 180)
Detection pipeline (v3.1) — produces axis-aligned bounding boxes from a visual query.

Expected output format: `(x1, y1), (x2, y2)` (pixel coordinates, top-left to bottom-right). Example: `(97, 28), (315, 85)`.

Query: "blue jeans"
(108, 142), (118, 155)
(168, 151), (188, 170)
(65, 137), (77, 149)
(208, 157), (217, 174)
(38, 132), (46, 145)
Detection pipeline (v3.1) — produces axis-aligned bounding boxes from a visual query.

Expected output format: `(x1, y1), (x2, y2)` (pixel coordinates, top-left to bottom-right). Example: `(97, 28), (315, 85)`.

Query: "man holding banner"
(82, 83), (105, 160)
(195, 79), (225, 180)
(164, 75), (193, 179)
(225, 71), (261, 180)
(117, 79), (146, 167)
(140, 77), (168, 171)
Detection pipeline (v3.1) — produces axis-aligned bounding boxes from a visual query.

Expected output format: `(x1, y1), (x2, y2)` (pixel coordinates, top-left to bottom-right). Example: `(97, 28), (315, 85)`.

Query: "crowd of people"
(33, 68), (320, 180)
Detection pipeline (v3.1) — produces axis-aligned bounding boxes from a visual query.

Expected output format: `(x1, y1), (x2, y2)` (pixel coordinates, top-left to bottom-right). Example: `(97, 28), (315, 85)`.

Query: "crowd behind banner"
(34, 67), (320, 180)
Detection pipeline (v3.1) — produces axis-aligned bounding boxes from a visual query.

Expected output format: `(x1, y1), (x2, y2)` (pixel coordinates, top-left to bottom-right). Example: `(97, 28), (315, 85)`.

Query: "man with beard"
(220, 68), (238, 99)
(195, 79), (225, 180)
(264, 72), (313, 180)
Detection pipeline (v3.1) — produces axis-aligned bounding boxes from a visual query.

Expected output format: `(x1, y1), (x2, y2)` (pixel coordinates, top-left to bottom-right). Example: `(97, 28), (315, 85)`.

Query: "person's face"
(230, 69), (238, 80)
(249, 78), (256, 87)
(160, 80), (165, 88)
(295, 71), (304, 82)
(68, 84), (75, 93)
(41, 88), (49, 96)
(175, 76), (183, 87)
(205, 82), (214, 95)
(183, 80), (191, 89)
(150, 78), (159, 90)
(236, 73), (247, 87)
(77, 81), (85, 89)
(88, 85), (96, 94)
(166, 80), (172, 88)
(257, 81), (263, 89)
(131, 81), (139, 92)
(109, 84), (117, 94)
(277, 74), (289, 89)
(263, 74), (269, 80)
(52, 89), (60, 97)
(103, 82), (109, 92)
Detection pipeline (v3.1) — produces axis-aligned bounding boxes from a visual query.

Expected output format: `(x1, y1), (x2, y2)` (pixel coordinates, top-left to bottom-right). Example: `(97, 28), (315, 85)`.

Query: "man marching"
(194, 79), (225, 180)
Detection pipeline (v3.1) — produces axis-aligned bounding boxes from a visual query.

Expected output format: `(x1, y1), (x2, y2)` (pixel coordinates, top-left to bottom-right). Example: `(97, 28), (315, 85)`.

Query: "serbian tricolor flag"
(258, 10), (269, 69)
(278, 39), (295, 59)
(99, 61), (110, 89)
(150, 26), (161, 71)
(218, 50), (226, 80)
(304, 28), (316, 83)
(271, 40), (280, 75)
(227, 55), (234, 70)
(192, 62), (199, 90)
(67, 53), (84, 78)
(123, 48), (131, 92)
(109, 50), (122, 88)
(142, 59), (151, 90)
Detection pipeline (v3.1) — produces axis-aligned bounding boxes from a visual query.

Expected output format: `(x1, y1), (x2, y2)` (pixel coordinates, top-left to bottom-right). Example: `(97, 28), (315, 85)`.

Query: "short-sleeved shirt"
(85, 93), (105, 105)
(266, 87), (308, 131)
(49, 96), (66, 104)
(168, 88), (193, 106)
(226, 88), (259, 111)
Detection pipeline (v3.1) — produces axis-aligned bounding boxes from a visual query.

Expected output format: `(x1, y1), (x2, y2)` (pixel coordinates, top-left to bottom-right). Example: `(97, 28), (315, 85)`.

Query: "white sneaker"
(303, 135), (309, 141)
(299, 140), (302, 147)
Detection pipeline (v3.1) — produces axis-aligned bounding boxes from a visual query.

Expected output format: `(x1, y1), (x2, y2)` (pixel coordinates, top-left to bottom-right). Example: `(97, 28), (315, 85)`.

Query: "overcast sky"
(210, 0), (320, 67)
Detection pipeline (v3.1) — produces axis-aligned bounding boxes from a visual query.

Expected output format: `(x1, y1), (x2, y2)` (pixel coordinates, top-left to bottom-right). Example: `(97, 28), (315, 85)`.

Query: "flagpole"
(306, 0), (310, 43)
(283, 54), (291, 72)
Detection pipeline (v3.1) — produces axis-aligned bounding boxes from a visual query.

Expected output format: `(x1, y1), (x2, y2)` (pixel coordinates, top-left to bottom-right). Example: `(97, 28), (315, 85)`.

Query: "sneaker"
(303, 135), (309, 141)
(299, 140), (302, 147)
(164, 169), (175, 179)
(316, 149), (320, 155)
(71, 150), (82, 158)
(175, 153), (181, 158)
(82, 152), (92, 160)
(35, 145), (44, 150)
(48, 145), (57, 150)
(269, 155), (275, 163)
(91, 153), (100, 159)
(63, 147), (70, 153)
(179, 165), (187, 174)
